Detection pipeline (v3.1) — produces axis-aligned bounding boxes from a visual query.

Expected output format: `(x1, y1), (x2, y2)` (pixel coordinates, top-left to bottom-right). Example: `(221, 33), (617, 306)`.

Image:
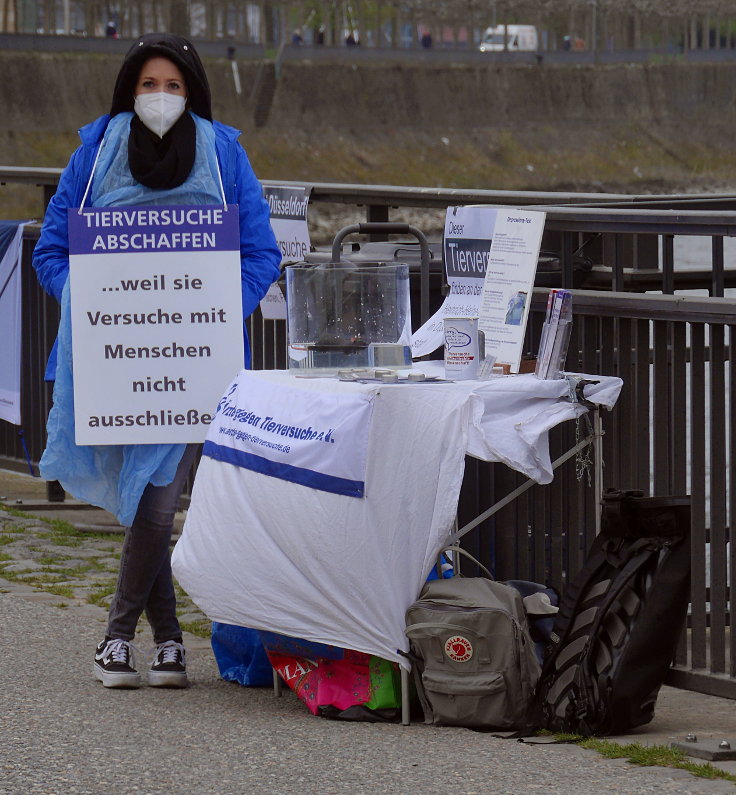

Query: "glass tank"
(286, 261), (412, 375)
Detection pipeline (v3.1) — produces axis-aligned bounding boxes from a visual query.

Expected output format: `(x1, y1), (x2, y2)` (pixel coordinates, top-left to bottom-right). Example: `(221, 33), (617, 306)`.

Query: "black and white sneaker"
(148, 639), (188, 688)
(94, 638), (141, 688)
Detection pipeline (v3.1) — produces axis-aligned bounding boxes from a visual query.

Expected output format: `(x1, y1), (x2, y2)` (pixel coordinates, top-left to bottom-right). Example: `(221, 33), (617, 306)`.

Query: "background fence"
(1, 174), (734, 699)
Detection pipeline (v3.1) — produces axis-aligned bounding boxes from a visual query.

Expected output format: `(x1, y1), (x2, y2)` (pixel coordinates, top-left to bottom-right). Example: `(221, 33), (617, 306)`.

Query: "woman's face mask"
(133, 56), (188, 137)
(134, 92), (187, 138)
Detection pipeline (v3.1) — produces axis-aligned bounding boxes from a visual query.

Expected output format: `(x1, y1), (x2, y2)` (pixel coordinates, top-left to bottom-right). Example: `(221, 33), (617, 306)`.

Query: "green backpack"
(405, 546), (541, 729)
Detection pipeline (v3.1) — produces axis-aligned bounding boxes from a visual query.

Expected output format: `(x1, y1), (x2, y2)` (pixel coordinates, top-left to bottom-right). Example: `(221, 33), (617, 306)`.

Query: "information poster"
(410, 205), (545, 372)
(478, 208), (546, 370)
(68, 205), (244, 446)
(260, 185), (311, 321)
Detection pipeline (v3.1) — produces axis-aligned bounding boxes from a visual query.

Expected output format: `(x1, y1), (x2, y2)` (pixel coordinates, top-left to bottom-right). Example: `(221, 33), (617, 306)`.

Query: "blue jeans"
(106, 444), (198, 644)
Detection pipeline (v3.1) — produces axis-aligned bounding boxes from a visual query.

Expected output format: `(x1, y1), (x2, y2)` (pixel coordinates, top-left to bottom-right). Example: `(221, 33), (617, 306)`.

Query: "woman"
(33, 33), (282, 689)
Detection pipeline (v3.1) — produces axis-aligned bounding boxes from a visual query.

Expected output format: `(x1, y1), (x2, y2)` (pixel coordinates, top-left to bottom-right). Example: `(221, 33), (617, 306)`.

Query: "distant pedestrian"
(32, 33), (281, 691)
(421, 31), (432, 49)
(345, 32), (357, 46)
(105, 20), (118, 38)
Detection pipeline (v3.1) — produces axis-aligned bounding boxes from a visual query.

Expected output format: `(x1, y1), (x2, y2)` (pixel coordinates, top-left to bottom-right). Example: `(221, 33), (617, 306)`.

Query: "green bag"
(405, 546), (541, 729)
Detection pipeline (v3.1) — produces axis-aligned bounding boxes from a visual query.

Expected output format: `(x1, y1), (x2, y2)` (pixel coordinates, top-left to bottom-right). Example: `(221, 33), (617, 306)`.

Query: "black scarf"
(127, 112), (196, 190)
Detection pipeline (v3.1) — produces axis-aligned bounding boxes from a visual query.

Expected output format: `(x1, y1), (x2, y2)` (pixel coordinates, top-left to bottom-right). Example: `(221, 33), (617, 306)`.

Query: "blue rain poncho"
(37, 112), (280, 525)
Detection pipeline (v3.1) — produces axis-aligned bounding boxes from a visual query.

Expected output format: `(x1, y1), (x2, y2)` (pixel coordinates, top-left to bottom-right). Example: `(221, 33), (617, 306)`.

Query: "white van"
(479, 25), (538, 52)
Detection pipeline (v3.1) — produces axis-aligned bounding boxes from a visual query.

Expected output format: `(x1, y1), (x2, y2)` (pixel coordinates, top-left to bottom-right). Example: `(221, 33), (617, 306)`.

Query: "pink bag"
(267, 649), (401, 720)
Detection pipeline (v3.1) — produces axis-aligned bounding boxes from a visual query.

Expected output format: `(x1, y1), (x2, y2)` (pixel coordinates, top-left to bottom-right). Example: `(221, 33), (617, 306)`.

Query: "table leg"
(401, 666), (410, 725)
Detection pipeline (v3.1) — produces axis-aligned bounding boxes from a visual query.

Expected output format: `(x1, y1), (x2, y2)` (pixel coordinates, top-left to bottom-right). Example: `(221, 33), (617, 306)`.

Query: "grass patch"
(0, 535), (16, 546)
(0, 525), (27, 534)
(36, 555), (73, 565)
(0, 552), (12, 562)
(572, 738), (736, 784)
(0, 566), (24, 579)
(86, 585), (116, 607)
(179, 620), (212, 639)
(40, 564), (93, 577)
(44, 518), (79, 536)
(0, 503), (35, 519)
(0, 505), (111, 542)
(46, 537), (84, 547)
(41, 584), (76, 598)
(30, 573), (67, 584)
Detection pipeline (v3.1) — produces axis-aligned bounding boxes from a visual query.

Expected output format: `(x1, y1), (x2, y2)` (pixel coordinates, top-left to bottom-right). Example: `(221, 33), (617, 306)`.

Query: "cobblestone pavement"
(0, 490), (210, 641)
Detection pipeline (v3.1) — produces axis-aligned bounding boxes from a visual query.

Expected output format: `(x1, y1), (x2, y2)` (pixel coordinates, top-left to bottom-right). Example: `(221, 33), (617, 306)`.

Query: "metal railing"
(2, 173), (735, 698)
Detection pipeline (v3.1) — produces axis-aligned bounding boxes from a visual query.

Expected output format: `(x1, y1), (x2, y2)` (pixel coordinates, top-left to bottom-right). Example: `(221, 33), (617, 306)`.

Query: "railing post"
(366, 205), (389, 240)
(594, 408), (604, 536)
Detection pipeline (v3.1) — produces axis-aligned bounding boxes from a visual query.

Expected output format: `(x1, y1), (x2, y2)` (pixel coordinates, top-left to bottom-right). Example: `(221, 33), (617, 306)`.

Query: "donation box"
(286, 261), (412, 375)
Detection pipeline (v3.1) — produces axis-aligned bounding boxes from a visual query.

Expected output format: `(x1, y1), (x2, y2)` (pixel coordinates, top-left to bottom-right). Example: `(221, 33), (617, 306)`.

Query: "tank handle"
(330, 223), (431, 326)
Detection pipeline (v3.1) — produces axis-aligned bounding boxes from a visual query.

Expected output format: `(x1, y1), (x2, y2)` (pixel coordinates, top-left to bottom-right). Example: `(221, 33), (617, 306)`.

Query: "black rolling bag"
(534, 489), (691, 737)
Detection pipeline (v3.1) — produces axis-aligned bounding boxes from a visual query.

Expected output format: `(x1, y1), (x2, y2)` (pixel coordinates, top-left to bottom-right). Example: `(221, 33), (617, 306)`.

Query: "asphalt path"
(2, 592), (734, 795)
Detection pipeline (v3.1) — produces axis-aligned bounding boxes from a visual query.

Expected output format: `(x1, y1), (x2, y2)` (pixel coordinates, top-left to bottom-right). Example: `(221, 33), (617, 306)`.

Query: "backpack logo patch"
(445, 635), (473, 662)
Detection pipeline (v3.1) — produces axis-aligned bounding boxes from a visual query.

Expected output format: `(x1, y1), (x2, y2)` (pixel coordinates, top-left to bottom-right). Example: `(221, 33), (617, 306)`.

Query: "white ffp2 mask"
(134, 92), (187, 138)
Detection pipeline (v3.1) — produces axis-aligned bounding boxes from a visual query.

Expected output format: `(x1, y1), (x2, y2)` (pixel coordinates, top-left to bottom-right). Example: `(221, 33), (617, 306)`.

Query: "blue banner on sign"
(68, 204), (240, 255)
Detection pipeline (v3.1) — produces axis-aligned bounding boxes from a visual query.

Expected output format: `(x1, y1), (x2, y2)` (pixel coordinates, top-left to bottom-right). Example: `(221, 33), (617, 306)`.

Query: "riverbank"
(3, 52), (736, 221)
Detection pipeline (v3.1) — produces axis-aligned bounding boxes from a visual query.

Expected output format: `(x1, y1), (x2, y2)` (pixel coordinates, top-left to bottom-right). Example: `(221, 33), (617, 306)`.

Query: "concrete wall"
(271, 60), (736, 129)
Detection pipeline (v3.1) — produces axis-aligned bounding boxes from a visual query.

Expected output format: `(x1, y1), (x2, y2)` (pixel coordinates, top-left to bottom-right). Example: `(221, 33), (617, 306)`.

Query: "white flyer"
(478, 208), (546, 371)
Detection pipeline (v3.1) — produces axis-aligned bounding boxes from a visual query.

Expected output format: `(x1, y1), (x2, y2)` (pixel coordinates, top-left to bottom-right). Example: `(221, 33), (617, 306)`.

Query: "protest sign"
(68, 205), (243, 445)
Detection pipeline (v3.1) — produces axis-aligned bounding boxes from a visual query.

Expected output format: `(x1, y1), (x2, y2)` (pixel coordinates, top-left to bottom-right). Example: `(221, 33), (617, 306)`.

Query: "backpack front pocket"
(421, 669), (510, 727)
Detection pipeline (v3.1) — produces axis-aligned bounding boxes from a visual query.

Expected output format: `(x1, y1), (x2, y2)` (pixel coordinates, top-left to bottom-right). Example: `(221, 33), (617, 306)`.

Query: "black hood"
(110, 32), (212, 120)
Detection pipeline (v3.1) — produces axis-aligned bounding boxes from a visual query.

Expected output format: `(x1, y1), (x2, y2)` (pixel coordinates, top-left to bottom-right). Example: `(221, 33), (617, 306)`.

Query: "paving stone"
(41, 545), (108, 558)
(96, 557), (121, 567)
(177, 611), (208, 623)
(1, 560), (45, 573)
(41, 559), (91, 569)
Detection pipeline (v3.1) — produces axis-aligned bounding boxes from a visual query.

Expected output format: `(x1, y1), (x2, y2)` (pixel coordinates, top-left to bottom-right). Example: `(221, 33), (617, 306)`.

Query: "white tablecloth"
(172, 367), (622, 669)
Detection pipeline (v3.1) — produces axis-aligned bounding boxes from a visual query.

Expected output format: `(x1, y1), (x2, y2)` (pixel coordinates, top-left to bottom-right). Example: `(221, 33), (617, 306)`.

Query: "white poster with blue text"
(68, 205), (243, 446)
(410, 205), (498, 357)
(204, 371), (374, 497)
(0, 222), (27, 425)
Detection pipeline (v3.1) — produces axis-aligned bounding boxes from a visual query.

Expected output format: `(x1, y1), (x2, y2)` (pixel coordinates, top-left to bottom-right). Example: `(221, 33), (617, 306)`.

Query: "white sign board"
(68, 205), (243, 445)
(0, 222), (26, 425)
(410, 205), (545, 372)
(260, 185), (311, 320)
